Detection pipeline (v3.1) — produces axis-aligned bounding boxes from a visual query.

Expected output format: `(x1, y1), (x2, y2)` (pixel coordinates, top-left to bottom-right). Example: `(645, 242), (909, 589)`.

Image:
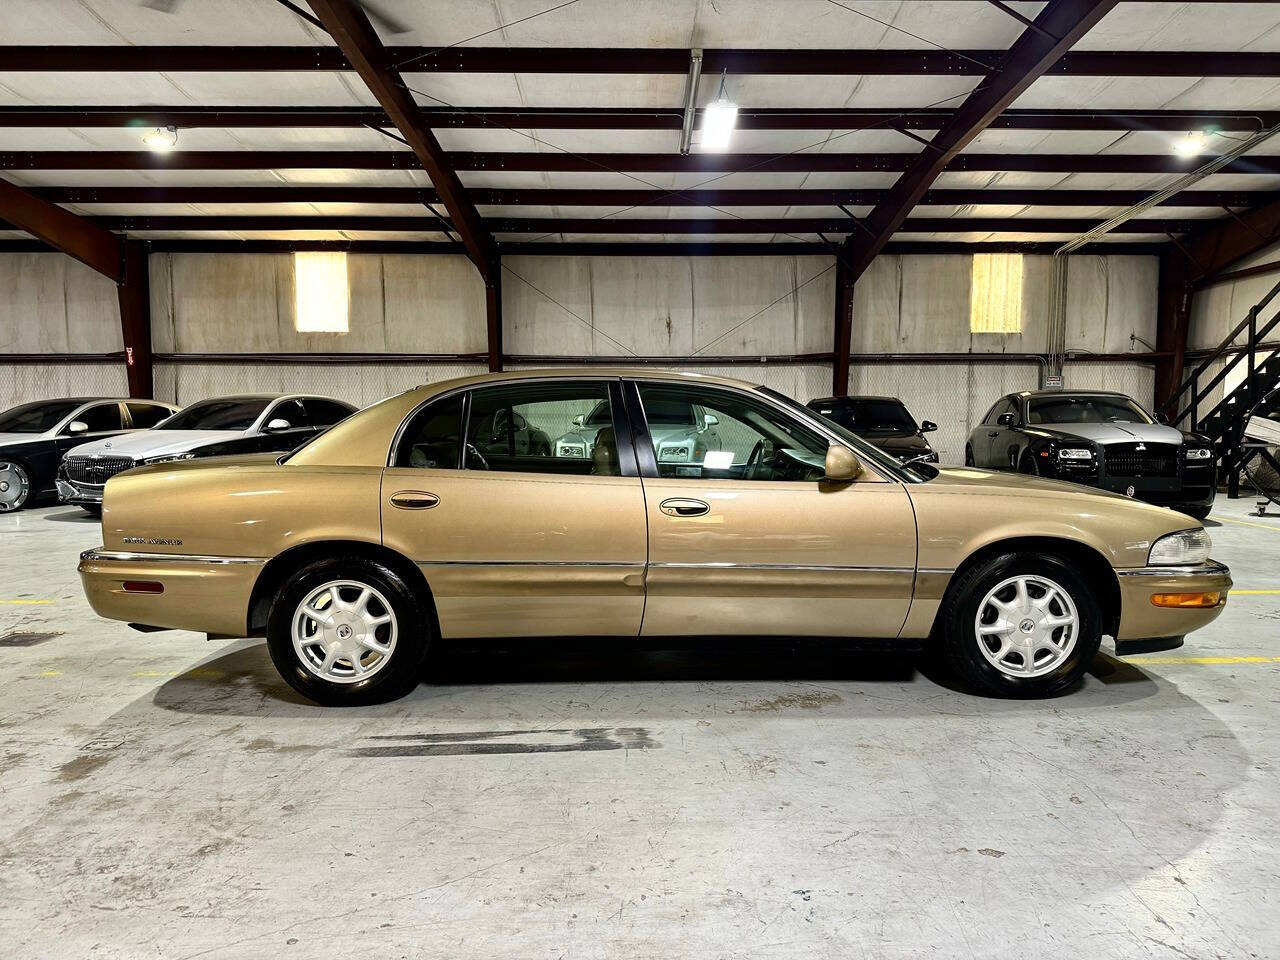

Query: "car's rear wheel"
(939, 552), (1101, 698)
(266, 557), (431, 706)
(0, 460), (32, 512)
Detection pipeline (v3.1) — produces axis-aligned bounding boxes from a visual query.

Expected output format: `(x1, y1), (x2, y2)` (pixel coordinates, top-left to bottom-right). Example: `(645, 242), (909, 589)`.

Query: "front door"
(381, 379), (648, 639)
(629, 381), (917, 639)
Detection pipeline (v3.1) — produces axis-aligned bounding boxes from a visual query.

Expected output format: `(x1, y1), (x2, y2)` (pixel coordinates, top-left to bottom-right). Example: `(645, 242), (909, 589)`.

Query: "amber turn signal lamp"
(123, 581), (164, 594)
(1150, 592), (1221, 608)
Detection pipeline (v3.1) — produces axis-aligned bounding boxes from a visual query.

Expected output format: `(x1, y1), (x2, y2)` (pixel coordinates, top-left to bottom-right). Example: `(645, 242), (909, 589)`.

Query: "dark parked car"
(965, 389), (1216, 520)
(57, 393), (357, 514)
(0, 397), (178, 513)
(807, 395), (938, 464)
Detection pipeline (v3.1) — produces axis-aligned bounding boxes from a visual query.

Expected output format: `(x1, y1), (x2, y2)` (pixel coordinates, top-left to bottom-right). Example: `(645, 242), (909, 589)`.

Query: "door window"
(465, 382), (619, 476)
(126, 402), (172, 428)
(395, 394), (464, 469)
(303, 398), (355, 427)
(73, 403), (124, 433)
(637, 384), (829, 481)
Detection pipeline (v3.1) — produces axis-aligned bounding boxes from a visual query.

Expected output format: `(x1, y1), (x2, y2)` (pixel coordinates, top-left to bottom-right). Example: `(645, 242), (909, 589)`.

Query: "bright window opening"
(970, 253), (1023, 334)
(294, 251), (349, 333)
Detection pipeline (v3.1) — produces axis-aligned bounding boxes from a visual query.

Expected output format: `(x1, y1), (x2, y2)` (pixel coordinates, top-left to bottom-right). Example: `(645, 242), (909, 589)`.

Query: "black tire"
(1017, 451), (1039, 475)
(1178, 503), (1211, 521)
(266, 556), (432, 706)
(964, 445), (975, 467)
(82, 504), (103, 518)
(0, 458), (33, 513)
(939, 551), (1102, 699)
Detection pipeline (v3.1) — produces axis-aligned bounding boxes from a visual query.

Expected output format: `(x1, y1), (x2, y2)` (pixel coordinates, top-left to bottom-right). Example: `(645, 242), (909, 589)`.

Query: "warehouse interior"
(2, 1), (1280, 957)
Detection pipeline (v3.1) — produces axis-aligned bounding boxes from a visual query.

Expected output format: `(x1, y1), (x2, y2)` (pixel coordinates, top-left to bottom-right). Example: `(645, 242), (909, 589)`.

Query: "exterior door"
(628, 381), (917, 639)
(980, 397), (1013, 467)
(380, 379), (648, 639)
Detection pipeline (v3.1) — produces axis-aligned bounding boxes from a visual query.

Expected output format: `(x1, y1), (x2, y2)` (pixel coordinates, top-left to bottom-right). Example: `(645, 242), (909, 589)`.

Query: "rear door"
(381, 379), (648, 639)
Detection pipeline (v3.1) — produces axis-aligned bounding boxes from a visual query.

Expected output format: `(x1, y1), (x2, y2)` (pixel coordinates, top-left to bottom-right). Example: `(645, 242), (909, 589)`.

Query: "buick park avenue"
(78, 370), (1231, 706)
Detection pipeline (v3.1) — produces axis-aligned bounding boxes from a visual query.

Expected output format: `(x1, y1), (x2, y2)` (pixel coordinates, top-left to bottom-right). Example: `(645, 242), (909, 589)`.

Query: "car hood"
(921, 465), (1178, 513)
(67, 429), (242, 459)
(866, 432), (930, 454)
(1028, 422), (1184, 445)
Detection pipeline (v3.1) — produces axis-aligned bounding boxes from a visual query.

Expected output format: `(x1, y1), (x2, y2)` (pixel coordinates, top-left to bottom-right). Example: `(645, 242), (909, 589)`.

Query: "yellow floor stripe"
(1217, 515), (1280, 533)
(0, 599), (54, 605)
(1231, 589), (1280, 595)
(1130, 655), (1280, 665)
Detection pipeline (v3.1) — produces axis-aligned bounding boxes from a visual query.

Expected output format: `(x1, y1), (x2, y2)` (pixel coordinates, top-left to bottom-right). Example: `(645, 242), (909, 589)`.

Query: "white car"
(57, 393), (356, 514)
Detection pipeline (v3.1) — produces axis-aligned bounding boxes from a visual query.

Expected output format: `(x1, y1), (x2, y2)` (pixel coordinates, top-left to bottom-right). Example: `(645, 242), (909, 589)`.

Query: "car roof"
(1014, 389), (1134, 399)
(410, 367), (765, 397)
(809, 395), (900, 404)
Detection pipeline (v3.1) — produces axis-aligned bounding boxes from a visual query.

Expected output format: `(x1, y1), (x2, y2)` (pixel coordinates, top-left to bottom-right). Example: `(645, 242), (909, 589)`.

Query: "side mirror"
(67, 420), (89, 435)
(920, 420), (938, 433)
(1155, 412), (1169, 425)
(997, 413), (1016, 427)
(571, 414), (586, 428)
(824, 444), (863, 482)
(265, 418), (293, 433)
(704, 413), (719, 427)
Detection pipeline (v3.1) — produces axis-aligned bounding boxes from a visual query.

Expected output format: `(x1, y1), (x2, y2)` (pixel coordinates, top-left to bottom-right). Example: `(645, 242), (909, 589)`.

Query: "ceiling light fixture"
(142, 125), (178, 152)
(698, 70), (738, 152)
(1173, 130), (1208, 157)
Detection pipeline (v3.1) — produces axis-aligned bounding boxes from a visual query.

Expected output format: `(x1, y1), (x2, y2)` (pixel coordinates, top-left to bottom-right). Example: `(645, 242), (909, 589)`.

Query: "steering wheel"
(466, 443), (490, 470)
(746, 438), (774, 477)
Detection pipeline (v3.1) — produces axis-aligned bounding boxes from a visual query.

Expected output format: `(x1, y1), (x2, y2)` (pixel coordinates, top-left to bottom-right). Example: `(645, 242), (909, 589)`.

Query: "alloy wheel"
(973, 574), (1078, 678)
(0, 461), (30, 512)
(291, 579), (399, 684)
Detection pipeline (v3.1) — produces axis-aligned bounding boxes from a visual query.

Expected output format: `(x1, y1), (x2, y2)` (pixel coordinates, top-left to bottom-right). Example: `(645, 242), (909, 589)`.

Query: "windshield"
(815, 399), (916, 434)
(0, 400), (82, 433)
(1028, 395), (1153, 425)
(643, 398), (698, 426)
(758, 387), (933, 482)
(160, 398), (269, 431)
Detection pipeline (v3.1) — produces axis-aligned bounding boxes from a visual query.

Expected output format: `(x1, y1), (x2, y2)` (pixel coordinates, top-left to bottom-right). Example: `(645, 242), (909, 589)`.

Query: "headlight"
(1185, 447), (1212, 460)
(1057, 448), (1093, 461)
(556, 442), (586, 458)
(143, 453), (196, 465)
(1148, 528), (1212, 566)
(658, 446), (690, 463)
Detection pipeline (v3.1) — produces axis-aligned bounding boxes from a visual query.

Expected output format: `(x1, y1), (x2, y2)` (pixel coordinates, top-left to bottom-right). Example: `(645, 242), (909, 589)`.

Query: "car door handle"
(987, 431), (999, 437)
(659, 498), (709, 517)
(389, 490), (439, 510)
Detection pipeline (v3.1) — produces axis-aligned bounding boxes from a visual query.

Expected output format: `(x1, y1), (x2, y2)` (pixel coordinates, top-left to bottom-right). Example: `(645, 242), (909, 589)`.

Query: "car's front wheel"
(266, 557), (431, 706)
(1178, 503), (1211, 521)
(0, 460), (32, 512)
(939, 552), (1101, 698)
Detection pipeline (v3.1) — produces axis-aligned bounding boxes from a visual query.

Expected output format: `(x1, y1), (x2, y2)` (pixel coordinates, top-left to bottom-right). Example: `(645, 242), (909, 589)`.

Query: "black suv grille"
(1103, 442), (1179, 478)
(64, 455), (135, 485)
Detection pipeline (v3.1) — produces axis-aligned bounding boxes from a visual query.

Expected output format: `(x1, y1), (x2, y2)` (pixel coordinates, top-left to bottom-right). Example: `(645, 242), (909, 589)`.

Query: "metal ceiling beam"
(302, 0), (495, 282)
(0, 238), (1168, 256)
(0, 176), (151, 396)
(29, 185), (1275, 209)
(18, 214), (1204, 234)
(2, 106), (1276, 132)
(833, 0), (1121, 393)
(6, 150), (1279, 174)
(3, 46), (1279, 76)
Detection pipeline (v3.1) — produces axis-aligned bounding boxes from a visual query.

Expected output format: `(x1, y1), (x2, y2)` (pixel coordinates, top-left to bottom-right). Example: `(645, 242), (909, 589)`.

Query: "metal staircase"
(1159, 275), (1280, 497)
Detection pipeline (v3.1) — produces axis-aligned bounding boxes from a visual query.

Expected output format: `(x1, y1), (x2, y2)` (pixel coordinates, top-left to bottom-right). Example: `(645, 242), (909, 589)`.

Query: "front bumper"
(1114, 559), (1232, 642)
(78, 547), (263, 637)
(57, 478), (104, 506)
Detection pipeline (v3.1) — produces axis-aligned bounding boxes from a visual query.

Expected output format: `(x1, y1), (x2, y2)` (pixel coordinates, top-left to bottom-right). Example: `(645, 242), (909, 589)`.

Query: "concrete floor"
(1, 495), (1278, 959)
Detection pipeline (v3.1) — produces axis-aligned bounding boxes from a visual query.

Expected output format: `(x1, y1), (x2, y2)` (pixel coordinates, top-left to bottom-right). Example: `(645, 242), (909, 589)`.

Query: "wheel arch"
(935, 535), (1121, 638)
(246, 539), (440, 638)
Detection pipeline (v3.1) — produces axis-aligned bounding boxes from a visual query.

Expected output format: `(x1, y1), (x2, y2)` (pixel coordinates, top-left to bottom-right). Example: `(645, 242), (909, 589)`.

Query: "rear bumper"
(1114, 559), (1232, 642)
(78, 547), (262, 637)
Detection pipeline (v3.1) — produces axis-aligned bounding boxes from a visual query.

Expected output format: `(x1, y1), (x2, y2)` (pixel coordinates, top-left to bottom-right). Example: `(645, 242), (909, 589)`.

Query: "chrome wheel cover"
(292, 580), (398, 684)
(974, 574), (1079, 678)
(0, 461), (30, 512)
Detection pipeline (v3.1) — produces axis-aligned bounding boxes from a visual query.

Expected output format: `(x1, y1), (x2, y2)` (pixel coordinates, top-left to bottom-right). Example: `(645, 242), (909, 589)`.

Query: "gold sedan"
(78, 370), (1231, 705)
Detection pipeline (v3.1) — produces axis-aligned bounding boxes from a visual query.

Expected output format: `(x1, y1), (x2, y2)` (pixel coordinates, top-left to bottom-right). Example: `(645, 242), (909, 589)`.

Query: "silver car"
(554, 397), (722, 470)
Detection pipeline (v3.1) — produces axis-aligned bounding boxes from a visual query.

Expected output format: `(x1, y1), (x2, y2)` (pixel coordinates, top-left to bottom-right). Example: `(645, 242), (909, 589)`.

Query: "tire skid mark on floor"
(349, 726), (660, 757)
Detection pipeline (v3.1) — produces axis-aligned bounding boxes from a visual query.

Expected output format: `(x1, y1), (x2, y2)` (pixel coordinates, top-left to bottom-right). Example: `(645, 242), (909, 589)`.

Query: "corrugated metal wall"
(0, 254), (126, 407)
(2, 251), (1160, 463)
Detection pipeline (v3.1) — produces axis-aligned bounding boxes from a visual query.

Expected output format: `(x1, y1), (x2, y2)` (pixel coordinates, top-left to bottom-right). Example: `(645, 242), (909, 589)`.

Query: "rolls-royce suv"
(965, 390), (1216, 520)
